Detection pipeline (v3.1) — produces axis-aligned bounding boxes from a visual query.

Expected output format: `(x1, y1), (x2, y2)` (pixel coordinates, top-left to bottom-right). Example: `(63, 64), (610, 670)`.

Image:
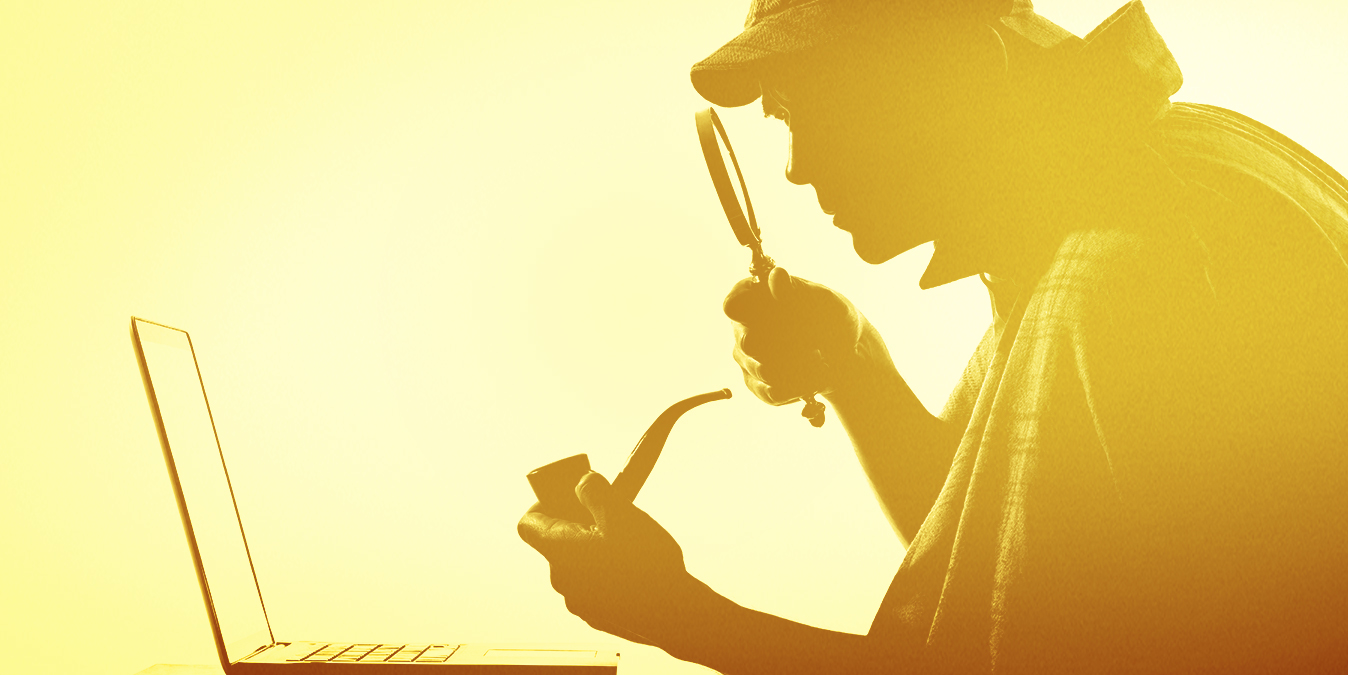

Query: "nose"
(784, 128), (810, 186)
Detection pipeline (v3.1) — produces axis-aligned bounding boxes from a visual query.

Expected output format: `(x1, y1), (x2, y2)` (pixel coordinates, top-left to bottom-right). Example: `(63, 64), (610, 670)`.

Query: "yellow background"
(1, 1), (1343, 673)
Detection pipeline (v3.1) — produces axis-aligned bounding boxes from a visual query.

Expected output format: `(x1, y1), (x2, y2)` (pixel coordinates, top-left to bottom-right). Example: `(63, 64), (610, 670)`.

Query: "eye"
(761, 90), (790, 124)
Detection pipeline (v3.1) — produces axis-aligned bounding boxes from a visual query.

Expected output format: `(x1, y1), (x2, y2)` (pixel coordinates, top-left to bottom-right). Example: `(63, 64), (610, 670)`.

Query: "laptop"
(131, 317), (620, 673)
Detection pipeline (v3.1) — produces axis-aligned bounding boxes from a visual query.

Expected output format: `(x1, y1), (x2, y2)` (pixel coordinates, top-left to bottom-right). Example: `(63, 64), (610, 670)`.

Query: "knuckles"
(762, 383), (804, 406)
(722, 278), (769, 323)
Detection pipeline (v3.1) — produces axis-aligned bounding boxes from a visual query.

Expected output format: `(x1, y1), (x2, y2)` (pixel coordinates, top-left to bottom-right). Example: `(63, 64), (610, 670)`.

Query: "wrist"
(647, 575), (740, 662)
(823, 321), (897, 404)
(823, 323), (939, 445)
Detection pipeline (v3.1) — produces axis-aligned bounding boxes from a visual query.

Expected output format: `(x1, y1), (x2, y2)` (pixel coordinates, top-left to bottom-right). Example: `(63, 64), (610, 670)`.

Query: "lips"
(815, 186), (859, 232)
(814, 187), (840, 215)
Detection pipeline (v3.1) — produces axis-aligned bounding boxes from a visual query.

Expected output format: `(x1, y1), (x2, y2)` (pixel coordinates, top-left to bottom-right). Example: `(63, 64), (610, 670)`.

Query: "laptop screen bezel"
(131, 316), (276, 668)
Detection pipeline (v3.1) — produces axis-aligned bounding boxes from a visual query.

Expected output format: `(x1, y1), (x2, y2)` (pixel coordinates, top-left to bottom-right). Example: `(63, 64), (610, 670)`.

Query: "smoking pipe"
(526, 388), (732, 525)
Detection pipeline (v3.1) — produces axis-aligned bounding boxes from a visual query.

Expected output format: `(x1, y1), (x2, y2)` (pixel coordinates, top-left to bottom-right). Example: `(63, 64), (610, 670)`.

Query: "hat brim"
(690, 2), (852, 107)
(690, 0), (1028, 108)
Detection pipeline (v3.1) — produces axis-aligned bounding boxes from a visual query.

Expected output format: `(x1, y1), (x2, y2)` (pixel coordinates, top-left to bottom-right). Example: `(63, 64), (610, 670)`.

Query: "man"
(519, 1), (1348, 673)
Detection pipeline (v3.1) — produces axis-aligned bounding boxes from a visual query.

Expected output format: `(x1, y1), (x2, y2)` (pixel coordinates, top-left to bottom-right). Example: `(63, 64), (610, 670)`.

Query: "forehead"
(755, 55), (881, 115)
(757, 28), (935, 92)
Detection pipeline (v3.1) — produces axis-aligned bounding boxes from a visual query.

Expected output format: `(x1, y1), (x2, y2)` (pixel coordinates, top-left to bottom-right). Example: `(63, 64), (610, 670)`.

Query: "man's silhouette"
(519, 1), (1348, 672)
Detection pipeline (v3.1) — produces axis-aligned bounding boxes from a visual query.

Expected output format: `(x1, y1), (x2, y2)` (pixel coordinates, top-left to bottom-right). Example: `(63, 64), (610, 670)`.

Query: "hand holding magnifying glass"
(695, 107), (827, 428)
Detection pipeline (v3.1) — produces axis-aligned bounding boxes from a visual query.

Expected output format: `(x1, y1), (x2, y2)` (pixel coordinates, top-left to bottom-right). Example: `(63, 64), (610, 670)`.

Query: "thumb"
(575, 471), (617, 531)
(767, 266), (796, 303)
(769, 267), (832, 315)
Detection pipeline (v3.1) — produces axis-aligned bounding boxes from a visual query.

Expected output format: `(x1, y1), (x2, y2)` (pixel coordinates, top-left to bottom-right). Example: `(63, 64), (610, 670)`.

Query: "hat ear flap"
(975, 22), (1010, 89)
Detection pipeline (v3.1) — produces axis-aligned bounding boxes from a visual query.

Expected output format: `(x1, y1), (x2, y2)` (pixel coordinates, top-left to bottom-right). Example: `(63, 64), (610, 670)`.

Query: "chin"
(852, 235), (901, 265)
(846, 219), (928, 265)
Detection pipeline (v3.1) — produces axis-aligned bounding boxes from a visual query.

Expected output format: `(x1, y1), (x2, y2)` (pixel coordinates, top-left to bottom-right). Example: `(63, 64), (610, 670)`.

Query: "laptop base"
(236, 642), (619, 673)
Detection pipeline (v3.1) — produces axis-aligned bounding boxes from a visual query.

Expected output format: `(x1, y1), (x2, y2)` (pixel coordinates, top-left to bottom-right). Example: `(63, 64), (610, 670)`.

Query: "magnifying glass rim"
(696, 107), (761, 248)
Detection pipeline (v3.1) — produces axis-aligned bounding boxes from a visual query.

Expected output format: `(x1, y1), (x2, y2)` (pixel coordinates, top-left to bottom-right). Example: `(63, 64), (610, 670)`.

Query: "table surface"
(134, 666), (225, 675)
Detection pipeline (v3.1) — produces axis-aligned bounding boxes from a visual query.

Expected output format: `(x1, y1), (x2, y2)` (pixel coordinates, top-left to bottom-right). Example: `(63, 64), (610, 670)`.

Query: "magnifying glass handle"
(696, 107), (825, 429)
(749, 246), (776, 283)
(750, 250), (827, 428)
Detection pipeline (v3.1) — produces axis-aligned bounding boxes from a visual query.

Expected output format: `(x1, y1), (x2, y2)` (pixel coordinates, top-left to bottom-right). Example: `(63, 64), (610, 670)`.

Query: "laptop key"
(306, 644), (350, 661)
(361, 645), (400, 661)
(333, 644), (380, 662)
(389, 645), (430, 662)
(284, 643), (329, 661)
(416, 645), (459, 663)
(387, 648), (422, 662)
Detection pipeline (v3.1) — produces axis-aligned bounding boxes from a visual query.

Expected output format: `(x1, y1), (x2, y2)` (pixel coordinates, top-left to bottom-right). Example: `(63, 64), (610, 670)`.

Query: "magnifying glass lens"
(718, 141), (750, 230)
(696, 108), (761, 250)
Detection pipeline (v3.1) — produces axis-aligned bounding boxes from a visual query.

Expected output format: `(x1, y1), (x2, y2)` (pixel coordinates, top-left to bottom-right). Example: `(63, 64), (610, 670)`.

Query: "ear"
(970, 22), (1009, 92)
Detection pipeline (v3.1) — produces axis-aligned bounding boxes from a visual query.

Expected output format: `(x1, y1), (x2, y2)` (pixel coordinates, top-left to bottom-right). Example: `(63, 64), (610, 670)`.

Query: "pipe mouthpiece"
(611, 388), (732, 502)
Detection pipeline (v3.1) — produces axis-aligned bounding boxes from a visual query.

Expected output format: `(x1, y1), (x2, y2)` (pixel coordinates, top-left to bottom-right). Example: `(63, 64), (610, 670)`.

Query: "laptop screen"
(134, 319), (272, 663)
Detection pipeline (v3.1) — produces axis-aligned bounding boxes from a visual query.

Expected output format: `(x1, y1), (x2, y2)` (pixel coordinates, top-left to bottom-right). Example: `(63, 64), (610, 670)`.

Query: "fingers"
(774, 267), (854, 326)
(725, 267), (850, 334)
(517, 510), (555, 550)
(723, 267), (803, 325)
(722, 276), (765, 324)
(736, 319), (793, 360)
(724, 266), (863, 407)
(733, 315), (832, 405)
(518, 472), (625, 549)
(734, 329), (827, 383)
(739, 355), (829, 406)
(575, 471), (617, 531)
(742, 368), (798, 405)
(517, 509), (594, 557)
(517, 472), (629, 559)
(519, 477), (692, 649)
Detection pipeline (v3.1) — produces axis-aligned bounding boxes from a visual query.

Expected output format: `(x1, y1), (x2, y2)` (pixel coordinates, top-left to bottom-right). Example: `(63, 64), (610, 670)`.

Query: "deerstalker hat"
(691, 0), (1022, 107)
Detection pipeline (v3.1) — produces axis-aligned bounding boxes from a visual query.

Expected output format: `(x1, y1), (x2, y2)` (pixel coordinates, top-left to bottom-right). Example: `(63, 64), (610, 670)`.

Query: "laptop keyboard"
(290, 643), (460, 663)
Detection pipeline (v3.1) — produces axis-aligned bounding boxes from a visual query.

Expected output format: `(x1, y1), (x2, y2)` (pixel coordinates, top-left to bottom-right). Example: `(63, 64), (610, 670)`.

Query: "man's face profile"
(757, 21), (1012, 265)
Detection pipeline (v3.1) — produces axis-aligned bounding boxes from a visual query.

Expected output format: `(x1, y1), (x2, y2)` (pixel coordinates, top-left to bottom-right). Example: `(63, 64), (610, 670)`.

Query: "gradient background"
(2, 1), (1344, 673)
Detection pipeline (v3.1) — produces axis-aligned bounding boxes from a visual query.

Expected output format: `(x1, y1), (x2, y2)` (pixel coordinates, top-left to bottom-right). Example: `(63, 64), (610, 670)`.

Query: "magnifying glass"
(695, 107), (827, 428)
